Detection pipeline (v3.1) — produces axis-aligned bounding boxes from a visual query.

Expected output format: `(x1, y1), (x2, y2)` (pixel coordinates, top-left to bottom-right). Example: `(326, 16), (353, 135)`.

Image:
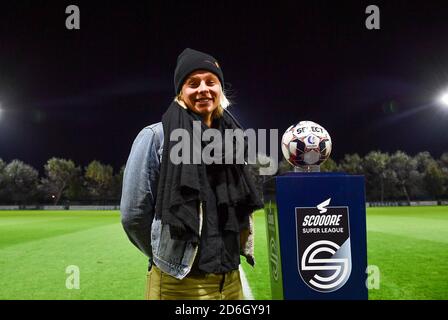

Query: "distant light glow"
(440, 92), (448, 107)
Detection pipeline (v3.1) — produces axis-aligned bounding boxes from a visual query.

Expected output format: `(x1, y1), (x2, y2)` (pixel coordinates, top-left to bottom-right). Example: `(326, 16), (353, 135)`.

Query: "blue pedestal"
(263, 172), (368, 300)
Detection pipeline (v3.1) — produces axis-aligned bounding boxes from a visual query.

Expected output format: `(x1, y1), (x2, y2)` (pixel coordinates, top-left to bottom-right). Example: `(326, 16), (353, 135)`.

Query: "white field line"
(239, 265), (254, 300)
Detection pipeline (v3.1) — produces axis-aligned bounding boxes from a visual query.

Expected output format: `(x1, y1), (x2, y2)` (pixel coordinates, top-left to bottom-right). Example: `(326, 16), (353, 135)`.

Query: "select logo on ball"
(281, 121), (332, 167)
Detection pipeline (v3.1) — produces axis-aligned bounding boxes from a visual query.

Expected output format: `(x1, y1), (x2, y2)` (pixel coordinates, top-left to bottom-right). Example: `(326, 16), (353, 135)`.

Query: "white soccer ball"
(281, 121), (332, 167)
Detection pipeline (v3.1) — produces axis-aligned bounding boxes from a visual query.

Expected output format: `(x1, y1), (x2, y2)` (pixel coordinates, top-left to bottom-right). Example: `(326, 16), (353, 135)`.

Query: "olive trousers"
(145, 265), (244, 300)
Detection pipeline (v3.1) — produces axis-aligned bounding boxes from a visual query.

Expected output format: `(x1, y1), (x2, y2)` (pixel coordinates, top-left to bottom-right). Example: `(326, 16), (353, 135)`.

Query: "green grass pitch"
(0, 207), (447, 300)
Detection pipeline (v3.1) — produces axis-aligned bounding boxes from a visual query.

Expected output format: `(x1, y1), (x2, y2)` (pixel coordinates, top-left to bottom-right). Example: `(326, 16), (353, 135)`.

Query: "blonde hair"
(175, 85), (231, 119)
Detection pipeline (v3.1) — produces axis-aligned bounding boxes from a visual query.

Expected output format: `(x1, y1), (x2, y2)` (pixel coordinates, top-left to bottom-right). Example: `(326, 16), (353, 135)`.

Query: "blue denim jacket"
(120, 123), (255, 280)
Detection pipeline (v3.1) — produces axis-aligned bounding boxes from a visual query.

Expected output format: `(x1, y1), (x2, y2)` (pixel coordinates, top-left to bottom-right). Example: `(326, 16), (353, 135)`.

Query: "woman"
(120, 48), (262, 300)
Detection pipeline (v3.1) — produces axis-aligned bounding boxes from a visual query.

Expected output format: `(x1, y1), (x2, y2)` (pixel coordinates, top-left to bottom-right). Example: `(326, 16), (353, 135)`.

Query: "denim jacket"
(120, 123), (255, 280)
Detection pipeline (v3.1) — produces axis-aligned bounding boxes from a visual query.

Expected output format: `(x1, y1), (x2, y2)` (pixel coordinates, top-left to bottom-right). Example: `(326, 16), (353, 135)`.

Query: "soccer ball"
(281, 121), (332, 167)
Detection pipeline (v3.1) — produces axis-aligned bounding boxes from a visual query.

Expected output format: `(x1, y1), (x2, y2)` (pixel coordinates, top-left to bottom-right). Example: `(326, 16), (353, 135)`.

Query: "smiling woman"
(177, 70), (222, 128)
(120, 48), (263, 301)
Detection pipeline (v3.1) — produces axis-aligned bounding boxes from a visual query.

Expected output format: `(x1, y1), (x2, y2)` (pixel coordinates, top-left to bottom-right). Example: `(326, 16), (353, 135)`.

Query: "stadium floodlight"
(440, 91), (448, 107)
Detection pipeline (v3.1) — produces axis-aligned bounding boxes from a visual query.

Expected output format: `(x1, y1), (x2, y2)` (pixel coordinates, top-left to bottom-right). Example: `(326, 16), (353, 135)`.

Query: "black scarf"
(155, 101), (263, 244)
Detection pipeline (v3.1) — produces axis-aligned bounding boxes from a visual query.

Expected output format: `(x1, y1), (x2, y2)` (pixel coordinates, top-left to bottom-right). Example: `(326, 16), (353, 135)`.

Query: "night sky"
(1, 1), (448, 173)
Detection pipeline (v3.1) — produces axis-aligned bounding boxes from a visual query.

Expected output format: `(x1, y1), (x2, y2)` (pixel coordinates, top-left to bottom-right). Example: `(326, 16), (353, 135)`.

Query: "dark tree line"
(2, 151), (448, 205)
(276, 151), (448, 202)
(0, 158), (124, 205)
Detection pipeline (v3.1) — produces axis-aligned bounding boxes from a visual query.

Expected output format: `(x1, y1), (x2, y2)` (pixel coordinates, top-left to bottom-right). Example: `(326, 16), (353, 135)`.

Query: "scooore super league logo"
(296, 198), (352, 292)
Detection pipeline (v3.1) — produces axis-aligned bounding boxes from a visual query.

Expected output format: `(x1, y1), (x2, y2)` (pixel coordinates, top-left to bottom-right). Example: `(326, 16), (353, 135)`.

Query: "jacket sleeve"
(240, 213), (255, 267)
(120, 127), (160, 259)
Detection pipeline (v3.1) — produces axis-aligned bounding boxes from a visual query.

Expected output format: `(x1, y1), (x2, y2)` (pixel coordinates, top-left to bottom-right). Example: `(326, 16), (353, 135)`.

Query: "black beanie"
(174, 48), (224, 95)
